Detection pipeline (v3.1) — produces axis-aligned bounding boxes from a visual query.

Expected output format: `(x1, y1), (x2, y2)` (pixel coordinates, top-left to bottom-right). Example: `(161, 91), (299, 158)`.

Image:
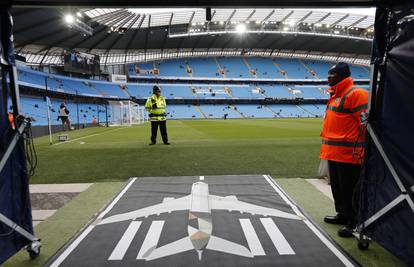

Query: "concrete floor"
(306, 179), (333, 201)
(30, 183), (92, 225)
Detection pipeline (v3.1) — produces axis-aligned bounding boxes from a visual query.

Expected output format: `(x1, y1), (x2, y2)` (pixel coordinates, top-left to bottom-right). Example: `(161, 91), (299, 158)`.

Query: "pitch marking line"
(263, 175), (355, 267)
(49, 178), (137, 267)
(52, 127), (126, 146)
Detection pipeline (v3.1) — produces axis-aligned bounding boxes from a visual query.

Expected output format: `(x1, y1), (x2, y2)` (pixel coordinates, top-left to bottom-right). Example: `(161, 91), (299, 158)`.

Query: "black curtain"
(359, 2), (414, 265)
(0, 7), (34, 264)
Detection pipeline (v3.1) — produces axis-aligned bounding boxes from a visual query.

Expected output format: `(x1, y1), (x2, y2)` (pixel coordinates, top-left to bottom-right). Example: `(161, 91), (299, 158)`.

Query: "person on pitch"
(320, 62), (368, 237)
(58, 102), (71, 131)
(145, 85), (170, 145)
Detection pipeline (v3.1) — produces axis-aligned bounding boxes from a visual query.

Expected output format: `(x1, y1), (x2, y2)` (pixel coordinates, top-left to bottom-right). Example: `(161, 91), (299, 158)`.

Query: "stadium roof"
(83, 8), (375, 29)
(13, 7), (374, 65)
(11, 0), (383, 7)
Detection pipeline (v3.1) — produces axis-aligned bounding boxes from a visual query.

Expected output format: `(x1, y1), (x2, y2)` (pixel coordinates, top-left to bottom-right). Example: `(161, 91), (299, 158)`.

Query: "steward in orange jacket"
(320, 76), (368, 164)
(321, 62), (368, 238)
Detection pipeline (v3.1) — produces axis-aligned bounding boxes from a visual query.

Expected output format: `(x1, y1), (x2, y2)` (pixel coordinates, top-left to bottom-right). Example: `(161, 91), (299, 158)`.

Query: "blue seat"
(216, 58), (252, 78)
(274, 58), (313, 79)
(247, 58), (285, 79)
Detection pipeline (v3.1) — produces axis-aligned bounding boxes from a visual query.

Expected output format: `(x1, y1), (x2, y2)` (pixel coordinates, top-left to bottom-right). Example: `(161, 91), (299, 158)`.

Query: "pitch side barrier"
(127, 75), (370, 85)
(132, 98), (327, 105)
(19, 84), (328, 107)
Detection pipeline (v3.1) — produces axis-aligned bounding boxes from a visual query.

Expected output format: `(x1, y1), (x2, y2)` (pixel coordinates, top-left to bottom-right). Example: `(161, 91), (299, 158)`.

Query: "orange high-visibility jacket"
(320, 77), (369, 164)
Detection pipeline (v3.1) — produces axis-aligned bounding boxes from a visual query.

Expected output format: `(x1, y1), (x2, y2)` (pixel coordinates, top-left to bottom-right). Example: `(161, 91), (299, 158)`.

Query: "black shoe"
(324, 214), (348, 225)
(164, 142), (170, 145)
(338, 226), (355, 238)
(149, 142), (156, 145)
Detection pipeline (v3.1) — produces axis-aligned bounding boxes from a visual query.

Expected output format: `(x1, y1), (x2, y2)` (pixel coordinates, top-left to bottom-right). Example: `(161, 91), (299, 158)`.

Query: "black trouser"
(151, 120), (168, 144)
(328, 160), (361, 227)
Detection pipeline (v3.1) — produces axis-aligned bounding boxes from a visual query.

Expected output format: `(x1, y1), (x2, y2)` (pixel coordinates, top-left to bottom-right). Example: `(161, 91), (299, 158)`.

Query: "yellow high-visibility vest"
(145, 95), (167, 121)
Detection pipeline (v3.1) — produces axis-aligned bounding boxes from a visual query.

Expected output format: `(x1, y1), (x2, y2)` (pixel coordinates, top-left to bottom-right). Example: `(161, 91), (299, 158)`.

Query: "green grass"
(31, 118), (323, 183)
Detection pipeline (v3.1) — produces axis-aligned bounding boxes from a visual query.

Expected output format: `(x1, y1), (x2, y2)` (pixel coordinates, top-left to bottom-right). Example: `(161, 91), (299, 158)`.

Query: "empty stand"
(16, 57), (369, 123)
(275, 58), (313, 79)
(247, 58), (286, 79)
(216, 58), (253, 78)
(187, 58), (220, 78)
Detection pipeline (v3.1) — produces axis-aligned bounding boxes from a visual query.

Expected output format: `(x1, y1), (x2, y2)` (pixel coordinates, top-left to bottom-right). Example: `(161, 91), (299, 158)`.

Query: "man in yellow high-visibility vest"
(145, 85), (170, 145)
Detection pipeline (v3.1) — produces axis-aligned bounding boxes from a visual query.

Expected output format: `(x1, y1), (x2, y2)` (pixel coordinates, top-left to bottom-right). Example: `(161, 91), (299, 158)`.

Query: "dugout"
(1, 0), (413, 265)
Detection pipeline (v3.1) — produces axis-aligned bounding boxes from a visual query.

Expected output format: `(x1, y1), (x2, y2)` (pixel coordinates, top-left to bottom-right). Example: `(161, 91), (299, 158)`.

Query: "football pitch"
(5, 118), (403, 267)
(32, 118), (322, 184)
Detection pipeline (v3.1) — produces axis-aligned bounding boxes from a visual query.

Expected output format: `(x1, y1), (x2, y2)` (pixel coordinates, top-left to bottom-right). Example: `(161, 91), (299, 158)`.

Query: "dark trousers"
(328, 160), (361, 227)
(151, 120), (168, 144)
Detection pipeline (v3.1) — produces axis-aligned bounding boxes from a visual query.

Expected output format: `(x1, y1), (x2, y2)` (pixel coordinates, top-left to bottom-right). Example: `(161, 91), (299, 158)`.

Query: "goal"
(108, 100), (147, 126)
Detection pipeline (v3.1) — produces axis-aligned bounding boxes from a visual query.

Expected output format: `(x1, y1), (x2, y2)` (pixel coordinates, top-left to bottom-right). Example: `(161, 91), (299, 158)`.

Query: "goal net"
(107, 100), (147, 126)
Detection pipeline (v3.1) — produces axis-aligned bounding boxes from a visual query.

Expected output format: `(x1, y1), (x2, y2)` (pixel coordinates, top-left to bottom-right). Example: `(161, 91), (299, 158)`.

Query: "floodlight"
(236, 24), (246, 33)
(65, 14), (75, 24)
(288, 20), (295, 27)
(76, 12), (83, 18)
(315, 23), (322, 27)
(64, 13), (93, 36)
(283, 27), (289, 31)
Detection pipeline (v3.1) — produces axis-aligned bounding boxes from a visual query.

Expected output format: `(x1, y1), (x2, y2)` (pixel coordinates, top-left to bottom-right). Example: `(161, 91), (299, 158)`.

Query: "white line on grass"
(53, 127), (126, 146)
(262, 175), (355, 267)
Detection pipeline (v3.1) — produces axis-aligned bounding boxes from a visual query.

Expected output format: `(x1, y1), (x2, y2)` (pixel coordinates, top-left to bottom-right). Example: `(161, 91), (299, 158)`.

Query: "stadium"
(1, 1), (413, 267)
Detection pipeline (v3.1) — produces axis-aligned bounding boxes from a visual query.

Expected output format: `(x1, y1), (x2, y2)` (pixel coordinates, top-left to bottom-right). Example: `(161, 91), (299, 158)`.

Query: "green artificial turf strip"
(31, 119), (323, 183)
(3, 182), (124, 267)
(276, 178), (405, 267)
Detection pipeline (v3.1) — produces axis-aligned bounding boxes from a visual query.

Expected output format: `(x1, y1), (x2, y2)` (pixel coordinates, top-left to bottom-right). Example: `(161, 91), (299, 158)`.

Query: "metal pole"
(0, 212), (39, 242)
(45, 75), (48, 93)
(46, 97), (52, 145)
(0, 120), (27, 173)
(105, 103), (108, 127)
(9, 66), (21, 116)
(129, 101), (132, 125)
(76, 90), (80, 130)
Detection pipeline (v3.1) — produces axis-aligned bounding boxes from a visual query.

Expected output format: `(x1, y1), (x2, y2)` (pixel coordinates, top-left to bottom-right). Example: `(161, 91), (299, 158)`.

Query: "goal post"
(107, 100), (147, 126)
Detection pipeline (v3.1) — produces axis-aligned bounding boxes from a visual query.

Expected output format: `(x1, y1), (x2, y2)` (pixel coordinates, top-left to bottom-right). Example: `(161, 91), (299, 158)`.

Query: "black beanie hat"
(153, 85), (161, 94)
(329, 62), (351, 78)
